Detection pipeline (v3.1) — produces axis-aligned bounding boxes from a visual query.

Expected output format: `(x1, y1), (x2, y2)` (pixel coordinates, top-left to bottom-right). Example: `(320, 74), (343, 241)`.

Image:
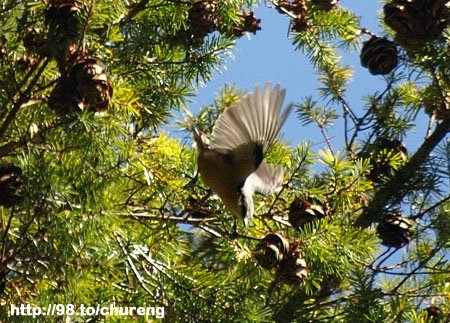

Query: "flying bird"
(189, 83), (292, 226)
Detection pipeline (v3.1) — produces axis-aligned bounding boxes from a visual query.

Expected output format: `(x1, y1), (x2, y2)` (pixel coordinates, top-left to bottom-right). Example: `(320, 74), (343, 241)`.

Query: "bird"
(189, 83), (292, 226)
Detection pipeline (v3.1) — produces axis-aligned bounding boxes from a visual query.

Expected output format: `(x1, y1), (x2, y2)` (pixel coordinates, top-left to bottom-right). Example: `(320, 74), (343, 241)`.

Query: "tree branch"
(0, 58), (50, 139)
(355, 116), (450, 227)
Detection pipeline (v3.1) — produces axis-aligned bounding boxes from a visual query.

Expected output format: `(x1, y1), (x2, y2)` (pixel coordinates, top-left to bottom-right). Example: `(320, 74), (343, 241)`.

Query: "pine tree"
(0, 0), (449, 322)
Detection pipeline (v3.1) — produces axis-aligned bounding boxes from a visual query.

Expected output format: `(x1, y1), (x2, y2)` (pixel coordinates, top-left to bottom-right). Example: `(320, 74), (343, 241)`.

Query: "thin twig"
(390, 242), (443, 294)
(0, 58), (50, 139)
(266, 149), (310, 216)
(0, 208), (15, 264)
(114, 232), (154, 296)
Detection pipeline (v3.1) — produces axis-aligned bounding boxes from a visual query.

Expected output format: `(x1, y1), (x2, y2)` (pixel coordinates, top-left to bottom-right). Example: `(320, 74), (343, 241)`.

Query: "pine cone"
(313, 0), (339, 10)
(275, 1), (294, 15)
(275, 0), (307, 16)
(188, 0), (219, 43)
(49, 56), (113, 114)
(289, 0), (308, 16)
(0, 163), (23, 207)
(418, 0), (450, 28)
(69, 58), (113, 112)
(274, 1), (310, 32)
(422, 85), (450, 120)
(360, 37), (398, 75)
(232, 11), (261, 37)
(23, 28), (47, 56)
(16, 55), (37, 72)
(291, 16), (312, 32)
(48, 77), (84, 115)
(289, 197), (326, 228)
(384, 0), (450, 51)
(424, 305), (445, 323)
(56, 45), (87, 75)
(45, 0), (84, 42)
(254, 233), (290, 269)
(361, 137), (407, 183)
(276, 242), (308, 284)
(384, 1), (421, 34)
(377, 213), (413, 248)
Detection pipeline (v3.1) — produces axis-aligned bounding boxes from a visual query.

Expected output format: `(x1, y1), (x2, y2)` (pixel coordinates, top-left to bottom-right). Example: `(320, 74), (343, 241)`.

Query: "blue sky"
(184, 1), (388, 150)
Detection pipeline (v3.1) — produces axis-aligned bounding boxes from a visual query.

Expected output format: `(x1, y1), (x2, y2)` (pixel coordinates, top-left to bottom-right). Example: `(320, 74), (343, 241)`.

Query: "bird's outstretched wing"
(209, 83), (292, 180)
(210, 83), (290, 154)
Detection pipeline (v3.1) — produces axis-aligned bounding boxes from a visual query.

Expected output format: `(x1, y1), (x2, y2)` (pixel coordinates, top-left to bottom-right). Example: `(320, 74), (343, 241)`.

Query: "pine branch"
(355, 116), (450, 227)
(266, 148), (310, 216)
(0, 140), (24, 158)
(389, 242), (443, 294)
(123, 0), (151, 23)
(0, 208), (15, 266)
(0, 118), (72, 158)
(0, 58), (50, 139)
(114, 232), (155, 296)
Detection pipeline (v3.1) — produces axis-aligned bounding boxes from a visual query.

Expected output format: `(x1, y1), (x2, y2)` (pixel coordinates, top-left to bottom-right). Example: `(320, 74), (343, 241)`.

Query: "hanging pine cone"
(22, 28), (47, 56)
(45, 0), (84, 42)
(384, 1), (428, 51)
(16, 55), (37, 72)
(384, 0), (450, 51)
(275, 1), (294, 14)
(360, 37), (398, 75)
(273, 1), (310, 32)
(276, 241), (308, 284)
(375, 137), (407, 155)
(289, 0), (308, 16)
(383, 0), (418, 34)
(424, 305), (445, 323)
(313, 0), (339, 10)
(232, 11), (261, 37)
(360, 137), (407, 183)
(69, 58), (113, 112)
(288, 197), (326, 228)
(188, 0), (219, 44)
(422, 85), (450, 120)
(254, 233), (290, 269)
(49, 56), (113, 114)
(373, 137), (407, 182)
(275, 0), (307, 16)
(285, 1), (310, 32)
(417, 0), (450, 31)
(56, 45), (87, 75)
(377, 213), (413, 248)
(48, 77), (84, 115)
(0, 163), (23, 207)
(291, 16), (312, 32)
